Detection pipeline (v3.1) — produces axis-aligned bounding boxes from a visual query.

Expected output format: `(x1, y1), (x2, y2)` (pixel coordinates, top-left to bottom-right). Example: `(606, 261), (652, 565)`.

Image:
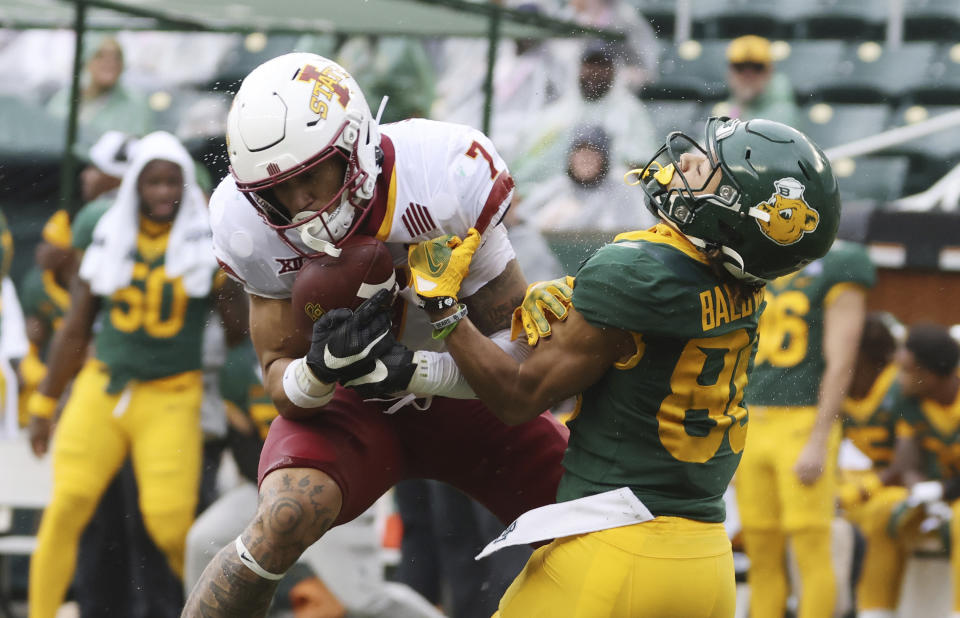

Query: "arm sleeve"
(18, 269), (43, 318)
(451, 127), (515, 236)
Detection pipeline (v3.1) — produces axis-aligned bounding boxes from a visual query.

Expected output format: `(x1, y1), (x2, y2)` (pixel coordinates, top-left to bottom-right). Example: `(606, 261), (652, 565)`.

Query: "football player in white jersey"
(183, 53), (568, 615)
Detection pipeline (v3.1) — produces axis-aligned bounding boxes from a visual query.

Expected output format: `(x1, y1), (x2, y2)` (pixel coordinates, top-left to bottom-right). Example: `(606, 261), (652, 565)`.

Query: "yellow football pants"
(29, 360), (203, 618)
(735, 406), (841, 618)
(495, 517), (735, 618)
(952, 500), (960, 613)
(843, 485), (909, 611)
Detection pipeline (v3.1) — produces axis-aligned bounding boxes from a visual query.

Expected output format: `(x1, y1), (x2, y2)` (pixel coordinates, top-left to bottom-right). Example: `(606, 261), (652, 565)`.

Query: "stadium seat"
(799, 102), (892, 151)
(904, 0), (960, 41)
(790, 0), (888, 40)
(644, 100), (706, 140)
(631, 0), (680, 38)
(913, 44), (960, 105)
(887, 105), (960, 161)
(813, 42), (938, 104)
(833, 156), (909, 202)
(693, 0), (793, 39)
(774, 40), (848, 100)
(836, 199), (878, 242)
(207, 33), (301, 93)
(886, 105), (960, 195)
(0, 95), (65, 157)
(642, 40), (730, 101)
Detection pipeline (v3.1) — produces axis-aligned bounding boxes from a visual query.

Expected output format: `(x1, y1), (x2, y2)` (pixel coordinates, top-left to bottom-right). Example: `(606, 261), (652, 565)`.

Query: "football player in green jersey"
(886, 323), (960, 617)
(837, 313), (912, 616)
(25, 132), (248, 618)
(18, 211), (75, 427)
(736, 235), (874, 618)
(349, 116), (841, 617)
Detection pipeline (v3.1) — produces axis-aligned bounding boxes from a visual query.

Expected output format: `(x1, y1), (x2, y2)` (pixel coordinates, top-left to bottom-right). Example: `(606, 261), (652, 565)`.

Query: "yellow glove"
(408, 228), (481, 311)
(510, 276), (575, 346)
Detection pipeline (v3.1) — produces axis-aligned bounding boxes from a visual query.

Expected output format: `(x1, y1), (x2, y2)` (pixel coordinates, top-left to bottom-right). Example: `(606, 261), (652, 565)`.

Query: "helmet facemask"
(634, 129), (742, 242)
(234, 117), (375, 258)
(630, 119), (776, 284)
(226, 53), (383, 259)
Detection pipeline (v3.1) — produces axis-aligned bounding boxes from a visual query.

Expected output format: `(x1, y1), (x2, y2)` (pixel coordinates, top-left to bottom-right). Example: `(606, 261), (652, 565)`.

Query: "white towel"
(79, 131), (217, 298)
(475, 488), (654, 560)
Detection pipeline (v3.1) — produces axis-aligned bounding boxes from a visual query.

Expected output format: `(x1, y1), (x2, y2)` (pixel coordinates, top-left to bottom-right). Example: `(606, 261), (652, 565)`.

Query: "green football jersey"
(896, 379), (960, 481)
(747, 241), (876, 407)
(841, 364), (901, 468)
(557, 226), (763, 523)
(75, 209), (214, 393)
(20, 266), (71, 338)
(220, 341), (276, 441)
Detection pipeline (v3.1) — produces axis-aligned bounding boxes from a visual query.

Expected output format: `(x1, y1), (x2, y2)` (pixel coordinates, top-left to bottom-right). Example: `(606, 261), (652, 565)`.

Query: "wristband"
(419, 295), (458, 313)
(432, 321), (461, 340)
(28, 392), (58, 419)
(431, 304), (468, 331)
(282, 357), (335, 409)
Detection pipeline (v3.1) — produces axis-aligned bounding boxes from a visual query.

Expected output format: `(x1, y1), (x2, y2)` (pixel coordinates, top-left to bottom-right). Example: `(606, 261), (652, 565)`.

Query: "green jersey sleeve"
(823, 241), (876, 294)
(19, 267), (46, 318)
(71, 198), (112, 251)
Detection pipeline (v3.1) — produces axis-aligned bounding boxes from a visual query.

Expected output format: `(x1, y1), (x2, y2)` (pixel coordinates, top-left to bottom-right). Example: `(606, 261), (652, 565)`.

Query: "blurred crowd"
(0, 0), (958, 616)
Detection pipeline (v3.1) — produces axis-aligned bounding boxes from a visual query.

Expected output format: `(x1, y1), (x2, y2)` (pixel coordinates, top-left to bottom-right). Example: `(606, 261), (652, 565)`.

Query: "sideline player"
(736, 233), (875, 618)
(351, 117), (841, 616)
(837, 312), (909, 617)
(182, 53), (568, 614)
(887, 323), (960, 617)
(26, 132), (248, 617)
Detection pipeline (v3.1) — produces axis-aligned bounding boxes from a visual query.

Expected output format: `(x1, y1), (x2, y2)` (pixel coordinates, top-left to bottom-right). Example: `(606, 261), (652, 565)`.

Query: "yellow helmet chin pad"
(624, 162), (677, 187)
(650, 163), (676, 185)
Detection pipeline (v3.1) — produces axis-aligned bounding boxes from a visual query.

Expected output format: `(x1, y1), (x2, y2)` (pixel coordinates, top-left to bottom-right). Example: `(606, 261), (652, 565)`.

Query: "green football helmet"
(638, 117), (840, 283)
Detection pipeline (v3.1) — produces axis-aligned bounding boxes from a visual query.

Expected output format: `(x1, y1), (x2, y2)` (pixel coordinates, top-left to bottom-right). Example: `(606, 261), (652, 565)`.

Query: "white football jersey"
(210, 119), (517, 351)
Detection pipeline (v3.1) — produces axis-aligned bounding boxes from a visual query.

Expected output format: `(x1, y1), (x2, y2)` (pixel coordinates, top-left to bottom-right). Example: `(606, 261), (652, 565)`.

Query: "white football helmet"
(226, 53), (381, 257)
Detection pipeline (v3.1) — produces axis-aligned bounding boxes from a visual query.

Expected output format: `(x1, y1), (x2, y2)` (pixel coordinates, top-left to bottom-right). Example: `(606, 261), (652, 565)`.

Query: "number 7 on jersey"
(465, 140), (499, 180)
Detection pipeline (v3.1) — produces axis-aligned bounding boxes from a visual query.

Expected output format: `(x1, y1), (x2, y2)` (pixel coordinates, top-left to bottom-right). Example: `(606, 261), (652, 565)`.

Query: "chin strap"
(292, 210), (343, 257)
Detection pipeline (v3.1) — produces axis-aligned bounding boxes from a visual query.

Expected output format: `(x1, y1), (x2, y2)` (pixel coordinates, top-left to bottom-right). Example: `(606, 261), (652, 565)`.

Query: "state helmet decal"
(755, 178), (820, 246)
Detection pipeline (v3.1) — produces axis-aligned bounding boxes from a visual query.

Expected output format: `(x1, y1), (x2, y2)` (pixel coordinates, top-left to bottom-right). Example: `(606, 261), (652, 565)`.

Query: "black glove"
(344, 340), (417, 399)
(305, 289), (396, 384)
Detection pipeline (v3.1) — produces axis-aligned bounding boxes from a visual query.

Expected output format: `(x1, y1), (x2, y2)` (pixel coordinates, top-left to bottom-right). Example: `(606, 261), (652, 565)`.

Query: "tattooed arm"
(181, 468), (342, 617)
(461, 259), (526, 335)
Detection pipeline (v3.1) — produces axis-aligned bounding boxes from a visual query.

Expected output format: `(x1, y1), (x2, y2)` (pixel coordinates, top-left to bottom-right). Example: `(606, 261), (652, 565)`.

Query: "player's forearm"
(406, 330), (531, 400)
(441, 318), (547, 425)
(265, 356), (332, 420)
(810, 364), (849, 445)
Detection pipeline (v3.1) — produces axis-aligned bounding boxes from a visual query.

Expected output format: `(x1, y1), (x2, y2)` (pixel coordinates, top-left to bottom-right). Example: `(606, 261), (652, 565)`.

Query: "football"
(290, 235), (397, 336)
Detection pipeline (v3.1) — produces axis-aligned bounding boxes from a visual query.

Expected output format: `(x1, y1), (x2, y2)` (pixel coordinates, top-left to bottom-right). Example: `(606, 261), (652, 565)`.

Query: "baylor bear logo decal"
(755, 177), (820, 246)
